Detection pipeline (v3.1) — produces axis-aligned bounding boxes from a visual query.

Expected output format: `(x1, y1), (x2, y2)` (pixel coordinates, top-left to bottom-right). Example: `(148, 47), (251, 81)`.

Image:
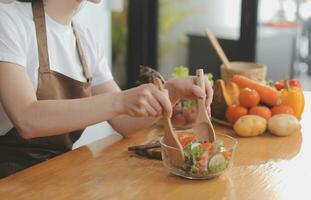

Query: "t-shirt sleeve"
(91, 43), (113, 86)
(0, 11), (27, 67)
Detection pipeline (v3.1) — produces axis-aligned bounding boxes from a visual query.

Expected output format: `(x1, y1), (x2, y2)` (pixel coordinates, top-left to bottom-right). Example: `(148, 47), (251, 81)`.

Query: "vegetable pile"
(211, 75), (304, 137)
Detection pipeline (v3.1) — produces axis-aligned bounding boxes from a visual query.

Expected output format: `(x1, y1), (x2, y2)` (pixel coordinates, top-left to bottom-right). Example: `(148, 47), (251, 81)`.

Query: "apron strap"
(32, 0), (50, 73)
(32, 0), (92, 83)
(73, 28), (93, 83)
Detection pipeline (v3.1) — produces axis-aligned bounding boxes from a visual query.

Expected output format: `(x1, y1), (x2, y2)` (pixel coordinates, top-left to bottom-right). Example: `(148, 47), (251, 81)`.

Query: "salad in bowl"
(160, 130), (237, 179)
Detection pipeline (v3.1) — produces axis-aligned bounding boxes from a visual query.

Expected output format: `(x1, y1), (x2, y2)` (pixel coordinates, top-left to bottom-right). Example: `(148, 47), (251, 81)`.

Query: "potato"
(233, 115), (267, 137)
(268, 114), (300, 137)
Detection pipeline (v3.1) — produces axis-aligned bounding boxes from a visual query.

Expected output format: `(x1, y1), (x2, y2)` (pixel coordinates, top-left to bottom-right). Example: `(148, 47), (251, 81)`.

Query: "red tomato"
(275, 80), (302, 90)
(289, 80), (302, 88)
(226, 105), (248, 124)
(275, 81), (285, 90)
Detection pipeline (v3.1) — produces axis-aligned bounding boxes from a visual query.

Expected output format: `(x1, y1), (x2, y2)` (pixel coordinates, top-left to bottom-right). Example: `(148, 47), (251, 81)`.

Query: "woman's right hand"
(117, 83), (172, 118)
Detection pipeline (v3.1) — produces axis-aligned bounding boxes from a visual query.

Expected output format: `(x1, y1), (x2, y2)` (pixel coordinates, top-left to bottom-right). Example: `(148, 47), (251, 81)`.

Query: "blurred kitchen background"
(71, 0), (311, 147)
(111, 0), (311, 90)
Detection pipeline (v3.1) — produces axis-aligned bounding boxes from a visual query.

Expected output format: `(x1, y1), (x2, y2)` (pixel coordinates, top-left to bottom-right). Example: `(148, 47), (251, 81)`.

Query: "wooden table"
(0, 92), (310, 200)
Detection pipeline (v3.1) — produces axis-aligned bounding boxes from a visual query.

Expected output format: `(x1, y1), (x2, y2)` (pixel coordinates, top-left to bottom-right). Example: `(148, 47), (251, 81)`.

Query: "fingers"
(205, 78), (214, 107)
(130, 78), (212, 118)
(143, 102), (159, 117)
(136, 84), (172, 118)
(152, 88), (172, 118)
(191, 85), (206, 99)
(146, 93), (163, 116)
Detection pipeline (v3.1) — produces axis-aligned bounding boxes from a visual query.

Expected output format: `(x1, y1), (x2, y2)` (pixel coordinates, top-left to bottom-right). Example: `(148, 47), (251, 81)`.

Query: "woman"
(0, 0), (213, 178)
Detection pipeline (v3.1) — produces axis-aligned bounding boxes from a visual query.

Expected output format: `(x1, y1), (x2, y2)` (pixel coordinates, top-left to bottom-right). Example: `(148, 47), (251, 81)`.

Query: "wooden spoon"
(153, 78), (185, 168)
(205, 28), (232, 69)
(194, 69), (216, 142)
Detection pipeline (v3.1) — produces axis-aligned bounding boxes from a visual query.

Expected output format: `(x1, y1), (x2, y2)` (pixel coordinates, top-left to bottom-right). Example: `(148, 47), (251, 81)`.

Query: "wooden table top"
(0, 92), (310, 200)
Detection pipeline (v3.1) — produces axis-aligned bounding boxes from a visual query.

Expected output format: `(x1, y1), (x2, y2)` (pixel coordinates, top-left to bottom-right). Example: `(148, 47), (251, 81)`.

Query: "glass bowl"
(160, 132), (238, 179)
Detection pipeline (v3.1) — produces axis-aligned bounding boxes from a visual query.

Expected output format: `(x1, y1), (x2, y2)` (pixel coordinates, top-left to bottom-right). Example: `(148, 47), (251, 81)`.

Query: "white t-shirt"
(0, 1), (113, 136)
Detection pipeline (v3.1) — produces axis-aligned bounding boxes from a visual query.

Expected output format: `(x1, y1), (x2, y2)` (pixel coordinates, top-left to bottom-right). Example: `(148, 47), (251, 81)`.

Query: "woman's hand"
(164, 76), (213, 114)
(117, 83), (172, 118)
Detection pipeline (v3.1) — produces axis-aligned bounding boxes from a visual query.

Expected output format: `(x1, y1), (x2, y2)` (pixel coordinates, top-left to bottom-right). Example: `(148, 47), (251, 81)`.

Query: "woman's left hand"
(164, 76), (213, 115)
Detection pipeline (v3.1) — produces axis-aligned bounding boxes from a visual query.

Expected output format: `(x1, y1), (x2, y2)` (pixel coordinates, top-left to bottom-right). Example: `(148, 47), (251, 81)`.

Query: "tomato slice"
(199, 142), (213, 153)
(178, 134), (195, 147)
(223, 151), (232, 160)
(198, 151), (209, 171)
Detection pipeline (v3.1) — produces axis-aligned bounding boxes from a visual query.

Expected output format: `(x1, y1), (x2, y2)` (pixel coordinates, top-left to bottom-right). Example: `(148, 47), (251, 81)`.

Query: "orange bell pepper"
(280, 81), (305, 119)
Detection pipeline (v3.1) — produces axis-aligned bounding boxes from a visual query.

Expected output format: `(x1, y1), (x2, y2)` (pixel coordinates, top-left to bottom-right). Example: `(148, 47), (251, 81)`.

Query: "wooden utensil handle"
(154, 77), (185, 165)
(154, 78), (175, 133)
(195, 69), (216, 142)
(196, 69), (206, 115)
(205, 29), (231, 69)
(196, 69), (205, 90)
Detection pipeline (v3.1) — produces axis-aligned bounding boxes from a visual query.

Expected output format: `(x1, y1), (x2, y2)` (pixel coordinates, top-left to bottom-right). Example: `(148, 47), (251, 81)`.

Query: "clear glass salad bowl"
(160, 131), (238, 179)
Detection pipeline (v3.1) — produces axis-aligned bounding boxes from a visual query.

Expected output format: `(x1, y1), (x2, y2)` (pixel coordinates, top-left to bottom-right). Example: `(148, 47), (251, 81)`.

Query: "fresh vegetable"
(266, 80), (276, 88)
(233, 115), (267, 137)
(208, 153), (228, 174)
(239, 88), (260, 108)
(178, 134), (196, 147)
(249, 106), (271, 121)
(225, 81), (240, 106)
(172, 101), (196, 128)
(226, 105), (248, 124)
(279, 81), (305, 119)
(172, 66), (189, 78)
(271, 105), (295, 116)
(173, 113), (186, 127)
(172, 66), (213, 85)
(232, 75), (282, 106)
(212, 139), (225, 153)
(275, 79), (302, 90)
(216, 80), (240, 106)
(223, 151), (232, 160)
(268, 114), (301, 137)
(171, 66), (198, 128)
(206, 73), (214, 86)
(211, 80), (240, 121)
(199, 142), (213, 153)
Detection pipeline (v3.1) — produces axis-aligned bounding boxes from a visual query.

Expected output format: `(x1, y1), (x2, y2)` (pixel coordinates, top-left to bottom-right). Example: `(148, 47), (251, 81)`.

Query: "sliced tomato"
(198, 151), (209, 171)
(223, 151), (232, 160)
(178, 134), (195, 147)
(199, 142), (213, 153)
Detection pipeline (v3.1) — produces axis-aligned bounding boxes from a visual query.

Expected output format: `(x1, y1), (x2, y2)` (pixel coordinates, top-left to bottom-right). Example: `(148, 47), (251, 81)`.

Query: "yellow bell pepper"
(280, 81), (305, 119)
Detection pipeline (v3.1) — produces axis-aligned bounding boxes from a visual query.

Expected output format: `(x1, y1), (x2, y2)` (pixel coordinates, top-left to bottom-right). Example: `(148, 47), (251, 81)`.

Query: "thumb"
(162, 89), (173, 118)
(192, 85), (206, 99)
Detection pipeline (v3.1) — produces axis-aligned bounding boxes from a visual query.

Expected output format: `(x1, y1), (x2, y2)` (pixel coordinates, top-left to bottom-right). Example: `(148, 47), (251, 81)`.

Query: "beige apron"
(0, 0), (92, 178)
